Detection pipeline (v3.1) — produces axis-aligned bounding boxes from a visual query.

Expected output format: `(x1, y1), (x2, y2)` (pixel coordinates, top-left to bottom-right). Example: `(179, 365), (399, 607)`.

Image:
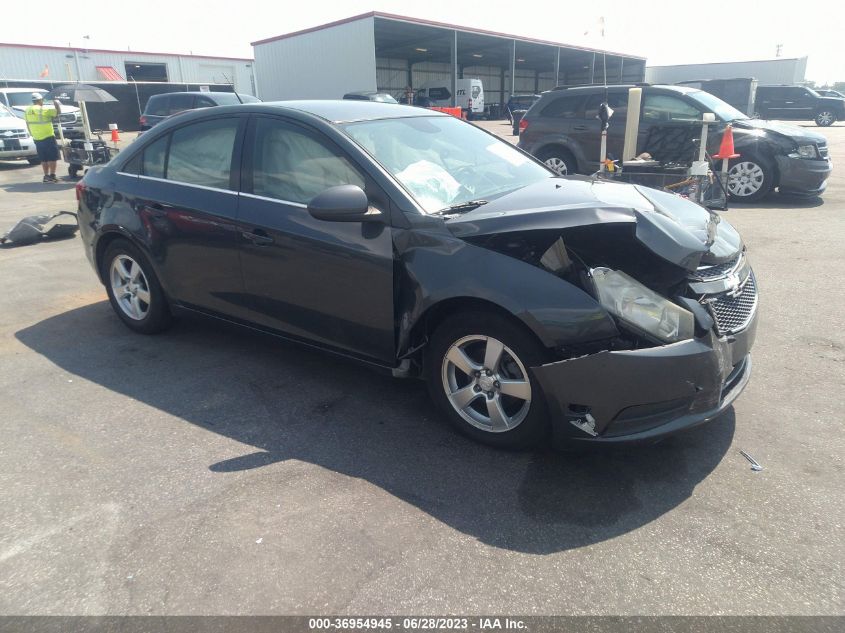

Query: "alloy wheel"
(110, 254), (151, 321)
(816, 111), (834, 126)
(441, 335), (532, 433)
(728, 161), (765, 198)
(544, 157), (568, 176)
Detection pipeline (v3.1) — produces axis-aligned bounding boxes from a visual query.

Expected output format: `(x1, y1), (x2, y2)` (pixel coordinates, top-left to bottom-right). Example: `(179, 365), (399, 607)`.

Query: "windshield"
(687, 90), (749, 122)
(7, 92), (42, 107)
(342, 115), (551, 213)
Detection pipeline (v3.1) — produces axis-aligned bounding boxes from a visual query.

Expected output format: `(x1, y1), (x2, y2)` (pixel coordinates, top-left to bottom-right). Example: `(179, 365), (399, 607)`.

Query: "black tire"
(536, 146), (578, 176)
(815, 110), (836, 127)
(101, 239), (172, 334)
(727, 153), (775, 202)
(425, 311), (550, 449)
(68, 164), (81, 178)
(27, 158), (41, 165)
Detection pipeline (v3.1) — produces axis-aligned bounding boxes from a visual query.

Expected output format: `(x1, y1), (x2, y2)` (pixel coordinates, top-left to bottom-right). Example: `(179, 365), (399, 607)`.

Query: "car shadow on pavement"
(1, 180), (78, 194)
(15, 302), (735, 554)
(729, 194), (824, 210)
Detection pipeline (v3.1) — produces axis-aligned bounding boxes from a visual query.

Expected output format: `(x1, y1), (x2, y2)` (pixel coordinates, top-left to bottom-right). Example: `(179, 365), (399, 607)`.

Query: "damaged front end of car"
(436, 179), (758, 444)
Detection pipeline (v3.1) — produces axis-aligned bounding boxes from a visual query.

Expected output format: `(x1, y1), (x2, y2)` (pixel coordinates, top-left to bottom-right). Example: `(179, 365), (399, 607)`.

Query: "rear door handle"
(572, 125), (588, 131)
(242, 229), (274, 246)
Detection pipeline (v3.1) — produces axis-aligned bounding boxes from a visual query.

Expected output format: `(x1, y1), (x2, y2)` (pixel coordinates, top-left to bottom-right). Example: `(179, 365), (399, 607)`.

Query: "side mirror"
(307, 185), (384, 223)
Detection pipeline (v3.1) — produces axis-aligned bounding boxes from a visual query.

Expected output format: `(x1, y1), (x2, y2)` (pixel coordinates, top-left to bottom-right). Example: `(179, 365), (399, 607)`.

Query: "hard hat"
(31, 92), (44, 101)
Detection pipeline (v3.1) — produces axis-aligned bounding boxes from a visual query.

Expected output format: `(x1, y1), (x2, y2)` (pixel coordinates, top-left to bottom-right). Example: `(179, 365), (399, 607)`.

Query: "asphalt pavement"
(0, 124), (842, 615)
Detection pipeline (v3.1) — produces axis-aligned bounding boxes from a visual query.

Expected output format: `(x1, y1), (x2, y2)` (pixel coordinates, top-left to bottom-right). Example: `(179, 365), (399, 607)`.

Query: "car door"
(128, 115), (250, 317)
(761, 87), (792, 119)
(236, 115), (396, 364)
(795, 88), (817, 119)
(579, 91), (628, 170)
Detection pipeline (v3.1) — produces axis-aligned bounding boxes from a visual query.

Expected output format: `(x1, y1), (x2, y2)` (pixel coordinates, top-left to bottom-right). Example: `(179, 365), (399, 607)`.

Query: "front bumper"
(776, 155), (832, 196)
(534, 311), (757, 444)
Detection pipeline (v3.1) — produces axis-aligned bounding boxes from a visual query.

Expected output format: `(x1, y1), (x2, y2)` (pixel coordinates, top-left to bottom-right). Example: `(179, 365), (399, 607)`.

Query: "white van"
(416, 79), (484, 117)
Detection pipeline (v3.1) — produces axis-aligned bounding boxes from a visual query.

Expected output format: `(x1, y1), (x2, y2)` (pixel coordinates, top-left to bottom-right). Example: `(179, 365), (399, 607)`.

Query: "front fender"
(395, 228), (618, 355)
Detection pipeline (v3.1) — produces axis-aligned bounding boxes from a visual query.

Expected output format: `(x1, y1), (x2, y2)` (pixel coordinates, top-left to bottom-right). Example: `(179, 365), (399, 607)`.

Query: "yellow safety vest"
(24, 104), (58, 141)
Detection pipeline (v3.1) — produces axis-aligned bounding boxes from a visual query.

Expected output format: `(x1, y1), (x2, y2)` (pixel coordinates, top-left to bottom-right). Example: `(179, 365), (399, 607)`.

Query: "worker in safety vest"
(25, 93), (62, 183)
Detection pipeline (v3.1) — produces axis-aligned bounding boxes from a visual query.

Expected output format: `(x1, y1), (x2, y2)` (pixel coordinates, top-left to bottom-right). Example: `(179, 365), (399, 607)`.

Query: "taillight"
(519, 118), (529, 131)
(75, 181), (86, 202)
(139, 115), (147, 125)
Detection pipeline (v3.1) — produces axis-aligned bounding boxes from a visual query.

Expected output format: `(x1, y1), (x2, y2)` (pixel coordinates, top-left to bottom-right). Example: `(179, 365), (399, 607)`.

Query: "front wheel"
(102, 239), (172, 334)
(536, 146), (577, 176)
(727, 155), (775, 202)
(426, 312), (550, 449)
(815, 110), (836, 127)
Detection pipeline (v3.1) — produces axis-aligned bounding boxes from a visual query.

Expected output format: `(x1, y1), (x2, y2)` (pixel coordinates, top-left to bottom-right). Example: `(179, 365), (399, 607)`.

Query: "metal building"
(252, 12), (646, 106)
(646, 57), (808, 86)
(0, 43), (256, 95)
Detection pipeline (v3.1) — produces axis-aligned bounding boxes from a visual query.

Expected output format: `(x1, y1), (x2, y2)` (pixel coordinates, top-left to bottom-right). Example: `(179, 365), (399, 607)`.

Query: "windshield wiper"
(436, 199), (488, 214)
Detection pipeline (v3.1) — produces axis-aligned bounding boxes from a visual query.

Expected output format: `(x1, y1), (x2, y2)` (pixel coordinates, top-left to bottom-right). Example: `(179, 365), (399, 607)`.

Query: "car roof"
(263, 100), (445, 123)
(149, 91), (243, 98)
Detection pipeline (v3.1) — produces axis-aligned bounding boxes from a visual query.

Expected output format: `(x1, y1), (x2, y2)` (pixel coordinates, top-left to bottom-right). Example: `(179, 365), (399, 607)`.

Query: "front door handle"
(242, 229), (274, 246)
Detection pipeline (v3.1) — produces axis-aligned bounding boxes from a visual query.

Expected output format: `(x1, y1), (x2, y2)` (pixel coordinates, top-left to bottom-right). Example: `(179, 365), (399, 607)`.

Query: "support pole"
(451, 30), (458, 108)
(554, 48), (560, 87)
(510, 40), (516, 100)
(590, 52), (596, 84)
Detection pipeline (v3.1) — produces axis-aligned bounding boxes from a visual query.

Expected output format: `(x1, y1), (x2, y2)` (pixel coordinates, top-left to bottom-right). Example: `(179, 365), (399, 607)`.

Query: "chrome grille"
(1, 130), (27, 139)
(692, 254), (741, 281)
(60, 113), (76, 123)
(709, 274), (758, 335)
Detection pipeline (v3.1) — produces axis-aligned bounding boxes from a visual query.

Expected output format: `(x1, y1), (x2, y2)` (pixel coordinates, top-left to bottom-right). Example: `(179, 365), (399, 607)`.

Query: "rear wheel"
(815, 110), (836, 127)
(426, 311), (550, 449)
(102, 239), (172, 334)
(536, 146), (577, 176)
(727, 154), (775, 202)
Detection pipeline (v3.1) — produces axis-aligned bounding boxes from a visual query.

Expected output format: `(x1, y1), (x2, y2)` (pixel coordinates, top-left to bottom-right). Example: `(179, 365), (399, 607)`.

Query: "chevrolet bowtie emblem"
(725, 273), (742, 298)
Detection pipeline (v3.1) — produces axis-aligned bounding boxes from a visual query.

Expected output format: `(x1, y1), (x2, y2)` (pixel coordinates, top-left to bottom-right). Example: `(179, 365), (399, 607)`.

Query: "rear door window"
(428, 87), (451, 101)
(540, 95), (584, 119)
(141, 134), (169, 178)
(166, 118), (239, 189)
(584, 92), (628, 120)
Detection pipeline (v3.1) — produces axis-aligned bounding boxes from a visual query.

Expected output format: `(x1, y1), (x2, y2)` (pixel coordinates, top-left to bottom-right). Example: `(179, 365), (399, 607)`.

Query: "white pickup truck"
(0, 103), (38, 164)
(0, 87), (85, 138)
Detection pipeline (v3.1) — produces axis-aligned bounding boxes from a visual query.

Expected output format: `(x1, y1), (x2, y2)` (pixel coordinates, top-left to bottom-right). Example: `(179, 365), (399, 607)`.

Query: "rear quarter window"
(145, 96), (169, 116)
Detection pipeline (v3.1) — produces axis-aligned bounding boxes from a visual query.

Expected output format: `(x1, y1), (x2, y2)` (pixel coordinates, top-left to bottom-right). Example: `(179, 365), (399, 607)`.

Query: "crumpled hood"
(446, 177), (742, 271)
(733, 118), (827, 145)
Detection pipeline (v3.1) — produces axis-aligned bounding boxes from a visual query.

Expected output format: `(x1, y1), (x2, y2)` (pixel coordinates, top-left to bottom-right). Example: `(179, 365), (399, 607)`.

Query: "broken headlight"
(591, 268), (694, 344)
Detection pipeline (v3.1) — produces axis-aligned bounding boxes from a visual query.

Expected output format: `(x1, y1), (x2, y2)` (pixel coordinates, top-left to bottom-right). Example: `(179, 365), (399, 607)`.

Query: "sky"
(3, 0), (842, 84)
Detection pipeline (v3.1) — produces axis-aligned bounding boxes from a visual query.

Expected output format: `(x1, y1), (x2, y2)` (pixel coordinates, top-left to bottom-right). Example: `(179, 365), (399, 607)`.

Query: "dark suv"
(755, 85), (845, 127)
(518, 84), (833, 201)
(140, 92), (259, 129)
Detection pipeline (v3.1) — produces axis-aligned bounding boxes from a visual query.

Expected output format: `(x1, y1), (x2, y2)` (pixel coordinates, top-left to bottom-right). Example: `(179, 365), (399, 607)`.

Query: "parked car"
(755, 85), (845, 127)
(77, 101), (756, 449)
(343, 91), (399, 103)
(0, 104), (38, 164)
(0, 87), (84, 138)
(139, 91), (260, 129)
(506, 94), (541, 122)
(518, 84), (832, 201)
(814, 89), (845, 99)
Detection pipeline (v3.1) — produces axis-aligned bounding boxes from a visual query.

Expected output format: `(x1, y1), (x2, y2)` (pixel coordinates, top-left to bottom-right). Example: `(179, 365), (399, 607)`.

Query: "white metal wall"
(646, 58), (807, 85)
(0, 45), (255, 94)
(254, 17), (377, 100)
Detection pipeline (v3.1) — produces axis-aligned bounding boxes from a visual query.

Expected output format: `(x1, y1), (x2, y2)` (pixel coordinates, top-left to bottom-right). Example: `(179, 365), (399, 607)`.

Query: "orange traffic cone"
(111, 128), (120, 143)
(713, 124), (739, 160)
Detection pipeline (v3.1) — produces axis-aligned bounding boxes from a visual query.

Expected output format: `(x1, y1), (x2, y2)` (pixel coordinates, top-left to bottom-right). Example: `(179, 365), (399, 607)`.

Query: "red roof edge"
(250, 11), (645, 60)
(0, 41), (253, 62)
